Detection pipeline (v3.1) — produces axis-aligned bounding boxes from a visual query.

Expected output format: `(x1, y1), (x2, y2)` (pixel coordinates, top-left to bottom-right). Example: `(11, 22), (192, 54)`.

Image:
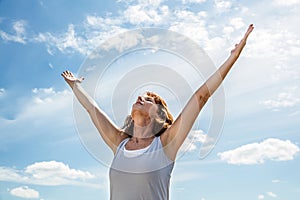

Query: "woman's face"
(131, 94), (159, 120)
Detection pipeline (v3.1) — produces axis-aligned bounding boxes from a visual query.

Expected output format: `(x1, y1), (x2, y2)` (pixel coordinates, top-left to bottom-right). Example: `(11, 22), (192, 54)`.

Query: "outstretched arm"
(61, 71), (127, 154)
(162, 24), (254, 160)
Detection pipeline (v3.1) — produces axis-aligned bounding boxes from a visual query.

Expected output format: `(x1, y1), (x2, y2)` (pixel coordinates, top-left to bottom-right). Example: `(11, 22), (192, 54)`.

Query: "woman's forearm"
(197, 53), (239, 100)
(71, 82), (99, 113)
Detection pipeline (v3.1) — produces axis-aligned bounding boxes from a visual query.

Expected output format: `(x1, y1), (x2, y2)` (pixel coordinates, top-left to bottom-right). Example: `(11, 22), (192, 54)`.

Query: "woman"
(62, 24), (254, 200)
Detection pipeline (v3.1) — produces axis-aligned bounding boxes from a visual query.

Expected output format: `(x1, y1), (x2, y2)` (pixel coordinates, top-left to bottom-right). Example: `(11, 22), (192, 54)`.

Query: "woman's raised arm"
(162, 24), (254, 160)
(61, 71), (127, 154)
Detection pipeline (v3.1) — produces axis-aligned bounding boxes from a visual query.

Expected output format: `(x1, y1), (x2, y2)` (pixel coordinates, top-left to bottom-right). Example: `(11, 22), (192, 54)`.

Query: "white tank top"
(109, 137), (174, 200)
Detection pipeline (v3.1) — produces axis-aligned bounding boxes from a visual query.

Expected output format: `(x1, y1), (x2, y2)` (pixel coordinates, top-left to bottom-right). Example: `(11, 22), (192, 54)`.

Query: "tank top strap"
(115, 138), (130, 154)
(149, 136), (162, 151)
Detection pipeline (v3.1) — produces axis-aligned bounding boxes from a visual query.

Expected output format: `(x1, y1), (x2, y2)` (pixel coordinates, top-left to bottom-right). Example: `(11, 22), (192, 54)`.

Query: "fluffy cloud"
(118, 0), (164, 7)
(0, 88), (5, 96)
(214, 0), (232, 13)
(17, 87), (72, 122)
(0, 161), (97, 187)
(0, 0), (299, 64)
(13, 20), (26, 35)
(267, 192), (277, 198)
(179, 130), (208, 152)
(260, 87), (300, 110)
(25, 161), (95, 180)
(229, 17), (245, 30)
(246, 28), (300, 59)
(10, 186), (39, 199)
(34, 18), (127, 56)
(34, 24), (88, 55)
(218, 138), (300, 165)
(182, 0), (206, 3)
(273, 0), (300, 6)
(0, 2), (224, 57)
(258, 194), (264, 199)
(258, 191), (278, 199)
(223, 26), (234, 35)
(1, 0), (297, 70)
(0, 87), (75, 147)
(123, 4), (169, 25)
(170, 10), (208, 36)
(0, 20), (27, 44)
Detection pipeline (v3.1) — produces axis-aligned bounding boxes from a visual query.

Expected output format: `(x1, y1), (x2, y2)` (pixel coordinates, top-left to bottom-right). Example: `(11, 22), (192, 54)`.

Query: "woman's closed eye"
(145, 97), (154, 103)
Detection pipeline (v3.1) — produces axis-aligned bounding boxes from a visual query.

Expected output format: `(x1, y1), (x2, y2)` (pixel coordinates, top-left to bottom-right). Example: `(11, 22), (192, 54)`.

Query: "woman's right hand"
(61, 70), (84, 88)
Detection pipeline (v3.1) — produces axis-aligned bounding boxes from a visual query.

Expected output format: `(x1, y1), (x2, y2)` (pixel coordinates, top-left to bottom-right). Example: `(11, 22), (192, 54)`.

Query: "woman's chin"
(131, 109), (149, 119)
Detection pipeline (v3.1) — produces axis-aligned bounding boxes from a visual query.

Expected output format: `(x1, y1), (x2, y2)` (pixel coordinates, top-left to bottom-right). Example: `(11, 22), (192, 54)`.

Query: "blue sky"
(1, 0), (300, 199)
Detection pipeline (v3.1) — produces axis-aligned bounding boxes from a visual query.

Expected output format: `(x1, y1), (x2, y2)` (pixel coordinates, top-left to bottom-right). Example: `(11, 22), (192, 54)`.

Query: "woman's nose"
(138, 96), (143, 102)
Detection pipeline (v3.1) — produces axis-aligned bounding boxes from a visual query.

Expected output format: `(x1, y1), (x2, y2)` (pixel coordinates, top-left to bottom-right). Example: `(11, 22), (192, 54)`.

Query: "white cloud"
(170, 10), (209, 46)
(229, 17), (245, 30)
(218, 138), (300, 165)
(143, 0), (164, 7)
(0, 167), (27, 182)
(85, 15), (122, 29)
(124, 5), (151, 24)
(223, 26), (234, 35)
(32, 87), (56, 95)
(267, 192), (277, 198)
(273, 0), (300, 6)
(34, 24), (88, 55)
(1, 0), (299, 67)
(0, 29), (25, 43)
(26, 3), (208, 56)
(258, 191), (278, 199)
(0, 20), (27, 44)
(13, 20), (26, 35)
(270, 61), (300, 81)
(260, 87), (300, 110)
(214, 0), (232, 13)
(272, 179), (280, 183)
(25, 161), (95, 180)
(0, 88), (5, 96)
(168, 10), (231, 59)
(179, 130), (208, 152)
(48, 62), (54, 69)
(182, 0), (206, 4)
(0, 2), (238, 60)
(0, 161), (98, 187)
(246, 28), (300, 59)
(123, 4), (169, 25)
(34, 16), (127, 56)
(0, 87), (73, 143)
(258, 194), (264, 199)
(17, 87), (72, 121)
(100, 30), (144, 52)
(10, 186), (39, 199)
(118, 0), (164, 7)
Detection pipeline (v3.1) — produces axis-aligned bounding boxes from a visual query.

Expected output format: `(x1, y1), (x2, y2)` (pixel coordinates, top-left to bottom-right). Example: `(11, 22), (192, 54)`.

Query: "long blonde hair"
(121, 91), (174, 137)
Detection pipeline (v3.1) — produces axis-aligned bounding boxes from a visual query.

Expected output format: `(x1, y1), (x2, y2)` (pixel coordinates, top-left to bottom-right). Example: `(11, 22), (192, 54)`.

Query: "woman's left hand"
(61, 70), (84, 88)
(231, 24), (254, 56)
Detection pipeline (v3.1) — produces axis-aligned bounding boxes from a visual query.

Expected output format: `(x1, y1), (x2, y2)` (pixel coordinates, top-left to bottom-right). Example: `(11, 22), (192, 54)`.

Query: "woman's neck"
(132, 122), (154, 140)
